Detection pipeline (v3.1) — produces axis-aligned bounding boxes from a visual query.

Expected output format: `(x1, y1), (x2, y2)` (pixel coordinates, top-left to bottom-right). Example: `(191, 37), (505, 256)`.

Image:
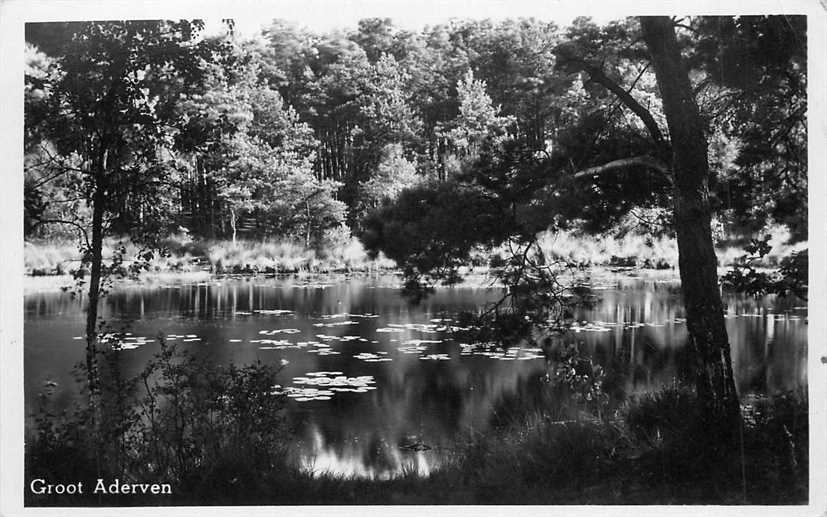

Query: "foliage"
(28, 371), (808, 505)
(25, 17), (806, 250)
(690, 16), (807, 241)
(354, 16), (808, 433)
(25, 20), (226, 236)
(171, 52), (346, 244)
(436, 69), (515, 172)
(27, 339), (289, 504)
(722, 235), (808, 300)
(546, 343), (610, 418)
(357, 143), (422, 216)
(23, 234), (396, 278)
(621, 385), (808, 502)
(623, 384), (701, 447)
(361, 179), (514, 292)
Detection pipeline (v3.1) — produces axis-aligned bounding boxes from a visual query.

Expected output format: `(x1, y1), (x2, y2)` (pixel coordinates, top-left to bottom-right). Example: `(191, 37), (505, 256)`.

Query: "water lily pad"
(398, 345), (428, 354)
(402, 339), (443, 346)
(259, 328), (302, 335)
(255, 309), (294, 315)
(419, 354), (450, 361)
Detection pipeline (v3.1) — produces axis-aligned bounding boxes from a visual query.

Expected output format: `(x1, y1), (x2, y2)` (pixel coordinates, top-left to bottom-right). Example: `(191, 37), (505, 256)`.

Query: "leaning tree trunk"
(639, 17), (740, 430)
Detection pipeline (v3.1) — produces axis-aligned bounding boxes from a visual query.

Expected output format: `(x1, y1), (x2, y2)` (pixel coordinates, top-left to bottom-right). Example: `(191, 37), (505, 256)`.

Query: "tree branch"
(29, 218), (91, 248)
(556, 46), (668, 153)
(580, 63), (668, 151)
(572, 155), (672, 184)
(27, 144), (87, 188)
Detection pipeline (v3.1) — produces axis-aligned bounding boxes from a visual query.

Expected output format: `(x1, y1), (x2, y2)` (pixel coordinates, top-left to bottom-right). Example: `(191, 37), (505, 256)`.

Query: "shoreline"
(22, 266), (696, 296)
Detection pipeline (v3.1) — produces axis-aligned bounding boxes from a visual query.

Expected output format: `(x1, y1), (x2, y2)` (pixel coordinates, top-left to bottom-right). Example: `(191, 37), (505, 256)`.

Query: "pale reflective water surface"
(24, 273), (807, 479)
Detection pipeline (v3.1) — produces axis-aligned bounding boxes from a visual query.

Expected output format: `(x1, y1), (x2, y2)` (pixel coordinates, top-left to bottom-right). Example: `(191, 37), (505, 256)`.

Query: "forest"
(24, 16), (806, 258)
(22, 15), (808, 506)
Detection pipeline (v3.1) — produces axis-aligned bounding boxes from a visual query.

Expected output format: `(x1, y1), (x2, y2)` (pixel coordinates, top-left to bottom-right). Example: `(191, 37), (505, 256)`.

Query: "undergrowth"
(26, 338), (808, 505)
(24, 234), (396, 277)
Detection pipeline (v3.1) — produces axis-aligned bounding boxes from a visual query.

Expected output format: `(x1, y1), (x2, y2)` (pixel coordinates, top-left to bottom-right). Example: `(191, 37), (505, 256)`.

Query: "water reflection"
(300, 424), (433, 480)
(24, 273), (807, 479)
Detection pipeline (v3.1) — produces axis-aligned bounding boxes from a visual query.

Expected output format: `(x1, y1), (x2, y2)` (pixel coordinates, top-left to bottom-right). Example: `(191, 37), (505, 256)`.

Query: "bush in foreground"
(26, 339), (290, 506)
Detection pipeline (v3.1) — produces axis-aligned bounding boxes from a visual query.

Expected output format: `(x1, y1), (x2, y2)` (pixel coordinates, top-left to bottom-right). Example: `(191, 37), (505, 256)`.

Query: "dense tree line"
(25, 16), (806, 246)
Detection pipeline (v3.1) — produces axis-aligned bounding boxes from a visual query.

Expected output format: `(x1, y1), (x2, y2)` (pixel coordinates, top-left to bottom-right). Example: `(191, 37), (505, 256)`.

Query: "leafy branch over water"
(723, 235), (808, 300)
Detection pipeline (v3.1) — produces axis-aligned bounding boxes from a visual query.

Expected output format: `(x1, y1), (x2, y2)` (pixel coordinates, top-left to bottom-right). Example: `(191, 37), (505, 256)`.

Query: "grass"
(23, 234), (396, 277)
(24, 239), (81, 276)
(535, 229), (679, 269)
(24, 222), (805, 278)
(202, 237), (394, 274)
(533, 223), (806, 270)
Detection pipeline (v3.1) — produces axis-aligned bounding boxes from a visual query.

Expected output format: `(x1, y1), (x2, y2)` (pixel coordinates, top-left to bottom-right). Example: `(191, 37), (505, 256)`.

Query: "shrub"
(623, 383), (700, 447)
(26, 338), (289, 505)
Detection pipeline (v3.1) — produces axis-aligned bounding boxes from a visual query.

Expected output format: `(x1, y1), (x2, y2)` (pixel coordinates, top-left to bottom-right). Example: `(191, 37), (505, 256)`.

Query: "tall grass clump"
(24, 231), (397, 278)
(535, 222), (806, 270)
(24, 236), (202, 276)
(453, 418), (623, 503)
(205, 236), (395, 274)
(535, 229), (679, 269)
(25, 223), (803, 278)
(621, 384), (808, 503)
(24, 239), (81, 276)
(207, 240), (316, 274)
(452, 380), (808, 504)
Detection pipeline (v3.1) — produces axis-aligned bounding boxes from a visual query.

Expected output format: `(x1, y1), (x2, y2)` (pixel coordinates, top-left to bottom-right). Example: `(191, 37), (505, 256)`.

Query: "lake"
(24, 272), (807, 479)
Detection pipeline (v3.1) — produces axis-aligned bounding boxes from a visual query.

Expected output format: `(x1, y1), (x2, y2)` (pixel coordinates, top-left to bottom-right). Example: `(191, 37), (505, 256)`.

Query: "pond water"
(24, 272), (807, 479)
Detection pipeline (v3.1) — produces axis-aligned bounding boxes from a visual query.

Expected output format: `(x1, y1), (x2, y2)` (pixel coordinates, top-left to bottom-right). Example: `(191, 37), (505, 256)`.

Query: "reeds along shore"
(24, 224), (806, 278)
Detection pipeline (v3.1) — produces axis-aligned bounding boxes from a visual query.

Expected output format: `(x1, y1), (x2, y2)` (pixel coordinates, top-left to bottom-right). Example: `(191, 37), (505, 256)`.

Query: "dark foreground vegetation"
(27, 340), (807, 505)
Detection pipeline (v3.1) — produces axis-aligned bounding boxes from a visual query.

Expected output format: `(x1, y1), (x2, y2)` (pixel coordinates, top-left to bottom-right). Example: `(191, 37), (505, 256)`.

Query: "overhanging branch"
(572, 155), (672, 184)
(30, 218), (91, 248)
(555, 47), (668, 154)
(580, 63), (668, 151)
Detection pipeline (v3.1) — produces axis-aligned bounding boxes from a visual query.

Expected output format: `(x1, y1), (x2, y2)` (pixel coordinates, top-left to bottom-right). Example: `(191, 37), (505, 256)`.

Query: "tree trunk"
(305, 200), (311, 248)
(230, 207), (237, 246)
(85, 190), (103, 395)
(85, 158), (106, 434)
(639, 17), (740, 429)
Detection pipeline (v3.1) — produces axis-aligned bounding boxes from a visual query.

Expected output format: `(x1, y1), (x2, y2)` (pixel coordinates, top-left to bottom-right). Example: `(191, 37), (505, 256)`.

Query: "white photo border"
(1, 0), (824, 515)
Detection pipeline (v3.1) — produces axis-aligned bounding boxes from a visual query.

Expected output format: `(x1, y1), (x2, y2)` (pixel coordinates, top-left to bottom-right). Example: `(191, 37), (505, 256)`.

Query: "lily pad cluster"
(354, 352), (393, 362)
(259, 328), (302, 335)
(276, 372), (379, 402)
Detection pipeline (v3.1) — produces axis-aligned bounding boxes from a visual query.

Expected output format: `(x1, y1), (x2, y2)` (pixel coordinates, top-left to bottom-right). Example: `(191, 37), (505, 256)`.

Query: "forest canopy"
(24, 16), (806, 252)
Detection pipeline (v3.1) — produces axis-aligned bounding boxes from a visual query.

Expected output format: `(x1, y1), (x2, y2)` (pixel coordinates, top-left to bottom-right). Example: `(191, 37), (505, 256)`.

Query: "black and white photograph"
(0, 0), (824, 512)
